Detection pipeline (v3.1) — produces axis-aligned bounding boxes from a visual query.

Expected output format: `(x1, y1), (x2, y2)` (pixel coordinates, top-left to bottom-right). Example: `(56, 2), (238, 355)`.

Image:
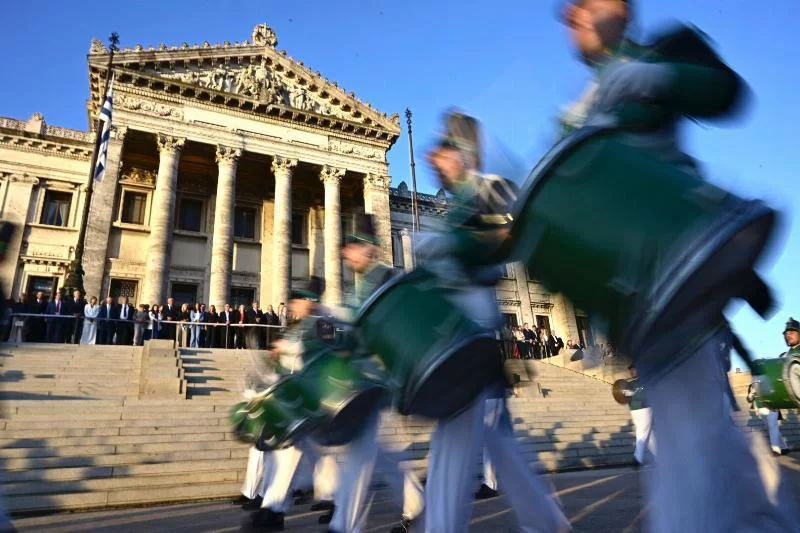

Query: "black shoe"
(292, 489), (314, 505)
(233, 494), (252, 506)
(310, 500), (334, 512)
(318, 506), (335, 525)
(389, 515), (414, 533)
(474, 483), (499, 500)
(242, 496), (263, 510)
(250, 509), (284, 531)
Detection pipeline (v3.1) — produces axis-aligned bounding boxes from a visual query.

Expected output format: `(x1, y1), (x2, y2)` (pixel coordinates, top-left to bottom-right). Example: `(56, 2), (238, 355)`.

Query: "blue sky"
(2, 1), (797, 362)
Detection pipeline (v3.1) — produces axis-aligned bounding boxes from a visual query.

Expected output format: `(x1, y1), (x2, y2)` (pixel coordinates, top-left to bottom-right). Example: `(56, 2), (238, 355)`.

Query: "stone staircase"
(0, 343), (793, 514)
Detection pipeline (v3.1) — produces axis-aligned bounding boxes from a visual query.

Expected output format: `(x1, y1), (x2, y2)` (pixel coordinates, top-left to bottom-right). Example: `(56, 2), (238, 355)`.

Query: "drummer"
(248, 276), (340, 531)
(559, 1), (797, 530)
(416, 110), (570, 533)
(327, 213), (425, 533)
(623, 365), (655, 467)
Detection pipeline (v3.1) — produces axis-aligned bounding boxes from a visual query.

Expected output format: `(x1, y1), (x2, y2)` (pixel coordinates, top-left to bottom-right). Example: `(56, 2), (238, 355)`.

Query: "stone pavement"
(6, 466), (637, 533)
(11, 453), (800, 533)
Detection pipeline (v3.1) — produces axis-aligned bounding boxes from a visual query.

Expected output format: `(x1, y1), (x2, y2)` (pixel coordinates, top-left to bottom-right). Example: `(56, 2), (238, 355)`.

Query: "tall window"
(501, 264), (513, 278)
(234, 206), (257, 239)
(40, 191), (71, 227)
(171, 283), (198, 306)
(121, 191), (147, 225)
(109, 279), (139, 304)
(391, 232), (404, 268)
(177, 198), (203, 232)
(502, 313), (519, 328)
(526, 265), (539, 282)
(230, 287), (255, 308)
(535, 315), (551, 332)
(291, 212), (307, 246)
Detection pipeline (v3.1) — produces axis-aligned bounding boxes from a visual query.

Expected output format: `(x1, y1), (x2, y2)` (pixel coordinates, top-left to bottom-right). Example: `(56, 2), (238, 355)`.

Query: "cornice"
(0, 133), (92, 160)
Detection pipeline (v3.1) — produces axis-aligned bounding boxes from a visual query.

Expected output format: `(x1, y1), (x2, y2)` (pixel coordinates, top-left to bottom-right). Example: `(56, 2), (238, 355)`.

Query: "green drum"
(750, 357), (800, 410)
(229, 375), (324, 451)
(356, 268), (502, 419)
(505, 126), (777, 377)
(295, 350), (390, 446)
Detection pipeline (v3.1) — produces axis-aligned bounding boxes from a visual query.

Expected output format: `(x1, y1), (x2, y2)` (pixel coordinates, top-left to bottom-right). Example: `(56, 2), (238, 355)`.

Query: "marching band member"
(327, 213), (424, 533)
(558, 1), (798, 531)
(623, 365), (655, 467)
(416, 110), (570, 533)
(247, 277), (340, 531)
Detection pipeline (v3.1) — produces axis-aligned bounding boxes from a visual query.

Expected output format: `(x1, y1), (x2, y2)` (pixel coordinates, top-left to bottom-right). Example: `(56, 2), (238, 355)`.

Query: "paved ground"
(12, 456), (800, 532)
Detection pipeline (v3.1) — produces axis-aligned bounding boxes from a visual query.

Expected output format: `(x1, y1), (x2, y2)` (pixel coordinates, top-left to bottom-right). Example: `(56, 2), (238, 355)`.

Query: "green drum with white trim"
(229, 375), (324, 451)
(505, 126), (777, 378)
(356, 268), (502, 419)
(296, 350), (390, 446)
(750, 357), (800, 410)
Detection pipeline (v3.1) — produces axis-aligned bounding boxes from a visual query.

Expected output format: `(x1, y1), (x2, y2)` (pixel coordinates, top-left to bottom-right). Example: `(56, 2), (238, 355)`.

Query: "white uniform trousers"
(241, 446), (266, 499)
(630, 407), (656, 464)
(643, 330), (799, 533)
(259, 442), (339, 513)
(758, 409), (788, 454)
(329, 412), (426, 533)
(425, 392), (570, 533)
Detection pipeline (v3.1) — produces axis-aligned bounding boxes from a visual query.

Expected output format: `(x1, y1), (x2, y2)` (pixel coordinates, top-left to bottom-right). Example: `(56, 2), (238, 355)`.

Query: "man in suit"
(245, 301), (264, 349)
(28, 291), (47, 342)
(97, 296), (118, 345)
(218, 303), (236, 348)
(69, 289), (86, 344)
(117, 297), (135, 346)
(264, 305), (279, 347)
(45, 291), (68, 343)
(162, 297), (179, 340)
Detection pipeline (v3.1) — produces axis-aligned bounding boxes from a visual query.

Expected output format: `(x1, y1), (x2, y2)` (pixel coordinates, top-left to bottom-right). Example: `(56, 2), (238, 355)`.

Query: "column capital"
(215, 145), (242, 165)
(320, 165), (345, 185)
(156, 133), (185, 155)
(9, 173), (39, 185)
(271, 155), (298, 176)
(111, 125), (128, 142)
(364, 173), (391, 192)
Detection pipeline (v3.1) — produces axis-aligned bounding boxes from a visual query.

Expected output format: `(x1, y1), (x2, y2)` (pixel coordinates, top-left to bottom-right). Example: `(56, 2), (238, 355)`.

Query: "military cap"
(345, 213), (380, 246)
(290, 276), (325, 302)
(559, 0), (631, 24)
(438, 109), (482, 169)
(785, 317), (800, 334)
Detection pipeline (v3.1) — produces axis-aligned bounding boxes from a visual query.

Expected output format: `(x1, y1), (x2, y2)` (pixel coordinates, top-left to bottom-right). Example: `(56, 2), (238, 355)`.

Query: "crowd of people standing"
(2, 289), (289, 349)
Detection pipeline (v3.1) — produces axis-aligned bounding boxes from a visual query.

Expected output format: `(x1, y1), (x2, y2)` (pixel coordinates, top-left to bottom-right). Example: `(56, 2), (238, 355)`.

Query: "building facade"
(0, 24), (602, 347)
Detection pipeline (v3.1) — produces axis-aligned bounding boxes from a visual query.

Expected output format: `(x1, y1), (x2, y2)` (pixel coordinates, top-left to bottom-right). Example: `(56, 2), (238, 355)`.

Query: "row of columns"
(137, 134), (389, 309)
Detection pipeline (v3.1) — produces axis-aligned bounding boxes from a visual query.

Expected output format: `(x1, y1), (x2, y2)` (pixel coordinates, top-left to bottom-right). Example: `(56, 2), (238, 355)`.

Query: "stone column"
(141, 134), (184, 304)
(363, 174), (392, 264)
(0, 175), (39, 298)
(271, 156), (297, 307)
(208, 145), (241, 308)
(551, 292), (581, 343)
(307, 207), (324, 278)
(401, 228), (414, 272)
(84, 126), (126, 299)
(320, 165), (345, 306)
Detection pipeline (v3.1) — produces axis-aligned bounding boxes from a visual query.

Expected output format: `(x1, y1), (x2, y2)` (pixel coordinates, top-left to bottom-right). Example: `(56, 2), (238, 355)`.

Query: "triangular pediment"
(88, 24), (400, 138)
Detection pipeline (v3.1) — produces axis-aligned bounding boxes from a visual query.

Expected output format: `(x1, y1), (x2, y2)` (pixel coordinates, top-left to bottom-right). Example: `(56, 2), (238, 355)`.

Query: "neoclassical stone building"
(0, 24), (603, 347)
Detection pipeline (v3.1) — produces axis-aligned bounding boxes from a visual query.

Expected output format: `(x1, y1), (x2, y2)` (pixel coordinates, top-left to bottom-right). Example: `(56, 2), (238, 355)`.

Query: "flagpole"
(404, 108), (421, 232)
(64, 32), (119, 294)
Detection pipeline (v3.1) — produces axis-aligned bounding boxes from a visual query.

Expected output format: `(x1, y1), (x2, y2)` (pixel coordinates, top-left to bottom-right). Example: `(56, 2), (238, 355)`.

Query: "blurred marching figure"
(558, 1), (798, 531)
(326, 213), (424, 533)
(414, 110), (570, 533)
(0, 221), (16, 533)
(624, 365), (655, 467)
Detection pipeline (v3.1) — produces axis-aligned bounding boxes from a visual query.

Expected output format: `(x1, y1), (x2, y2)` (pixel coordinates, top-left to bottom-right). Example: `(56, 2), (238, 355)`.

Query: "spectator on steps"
(97, 296), (118, 345)
(80, 297), (99, 345)
(133, 304), (149, 346)
(45, 291), (69, 343)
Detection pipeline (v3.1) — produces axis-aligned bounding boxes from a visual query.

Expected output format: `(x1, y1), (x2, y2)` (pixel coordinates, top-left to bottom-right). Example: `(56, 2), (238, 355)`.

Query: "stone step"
(3, 448), (239, 471)
(0, 432), (230, 449)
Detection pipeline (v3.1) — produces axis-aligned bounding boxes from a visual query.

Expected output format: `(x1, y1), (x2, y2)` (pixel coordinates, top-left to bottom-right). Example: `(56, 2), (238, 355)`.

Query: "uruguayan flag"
(94, 76), (114, 182)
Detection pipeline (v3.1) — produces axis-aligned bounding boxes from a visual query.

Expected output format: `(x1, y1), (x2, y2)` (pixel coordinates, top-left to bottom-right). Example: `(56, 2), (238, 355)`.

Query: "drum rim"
(402, 332), (498, 417)
(625, 201), (775, 359)
(310, 384), (390, 446)
(783, 357), (800, 406)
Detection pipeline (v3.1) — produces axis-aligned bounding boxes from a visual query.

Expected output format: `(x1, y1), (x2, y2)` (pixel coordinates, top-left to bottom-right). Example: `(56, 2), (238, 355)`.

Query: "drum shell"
(297, 351), (390, 446)
(229, 376), (324, 451)
(357, 269), (502, 419)
(511, 127), (776, 377)
(751, 357), (800, 410)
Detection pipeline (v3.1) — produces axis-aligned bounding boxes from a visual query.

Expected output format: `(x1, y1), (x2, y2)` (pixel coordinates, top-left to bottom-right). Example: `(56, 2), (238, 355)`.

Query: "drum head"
(403, 336), (502, 419)
(312, 385), (389, 447)
(785, 358), (800, 406)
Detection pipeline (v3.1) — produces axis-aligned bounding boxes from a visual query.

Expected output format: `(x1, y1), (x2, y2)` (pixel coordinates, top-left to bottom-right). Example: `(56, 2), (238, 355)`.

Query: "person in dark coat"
(161, 297), (179, 340)
(96, 296), (119, 345)
(45, 291), (69, 343)
(205, 304), (218, 348)
(218, 303), (237, 348)
(117, 297), (135, 346)
(28, 291), (48, 342)
(69, 289), (86, 344)
(245, 301), (264, 349)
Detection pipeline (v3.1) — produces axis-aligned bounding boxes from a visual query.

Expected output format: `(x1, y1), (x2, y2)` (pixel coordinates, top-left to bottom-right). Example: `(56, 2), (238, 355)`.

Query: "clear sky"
(2, 1), (798, 363)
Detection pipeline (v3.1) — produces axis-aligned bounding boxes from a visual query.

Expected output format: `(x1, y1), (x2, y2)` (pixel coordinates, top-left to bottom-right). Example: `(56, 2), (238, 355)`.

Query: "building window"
(121, 191), (148, 225)
(535, 315), (551, 333)
(502, 313), (518, 328)
(171, 283), (198, 306)
(576, 315), (592, 348)
(109, 279), (139, 304)
(26, 276), (57, 303)
(341, 214), (355, 243)
(501, 264), (513, 278)
(40, 190), (72, 227)
(391, 232), (404, 268)
(234, 206), (257, 240)
(177, 198), (203, 232)
(291, 212), (307, 246)
(526, 265), (539, 282)
(230, 287), (255, 308)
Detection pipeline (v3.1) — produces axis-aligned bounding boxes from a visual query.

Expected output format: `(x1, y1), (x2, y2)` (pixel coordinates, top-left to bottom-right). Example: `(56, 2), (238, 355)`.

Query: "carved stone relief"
(116, 94), (184, 120)
(328, 138), (383, 160)
(120, 166), (157, 187)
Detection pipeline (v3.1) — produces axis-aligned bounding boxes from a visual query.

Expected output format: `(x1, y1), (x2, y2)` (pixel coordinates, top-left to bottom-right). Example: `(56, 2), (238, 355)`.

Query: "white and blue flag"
(94, 75), (114, 182)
